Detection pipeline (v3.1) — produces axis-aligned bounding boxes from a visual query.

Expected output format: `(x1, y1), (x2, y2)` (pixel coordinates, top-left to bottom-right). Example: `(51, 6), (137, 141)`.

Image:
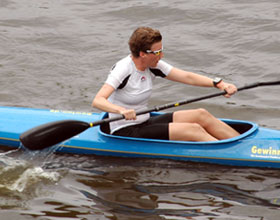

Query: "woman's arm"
(92, 84), (136, 120)
(166, 67), (237, 97)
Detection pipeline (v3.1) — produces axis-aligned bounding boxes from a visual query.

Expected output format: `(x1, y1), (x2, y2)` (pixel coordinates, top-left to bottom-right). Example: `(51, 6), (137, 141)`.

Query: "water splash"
(0, 147), (62, 201)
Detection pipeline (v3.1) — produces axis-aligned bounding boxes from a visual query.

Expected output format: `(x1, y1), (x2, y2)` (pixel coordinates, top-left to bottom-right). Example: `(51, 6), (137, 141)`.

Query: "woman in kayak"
(92, 26), (240, 141)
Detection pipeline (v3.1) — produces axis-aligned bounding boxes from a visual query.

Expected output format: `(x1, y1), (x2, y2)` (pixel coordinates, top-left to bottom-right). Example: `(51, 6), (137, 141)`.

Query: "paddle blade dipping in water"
(20, 120), (90, 150)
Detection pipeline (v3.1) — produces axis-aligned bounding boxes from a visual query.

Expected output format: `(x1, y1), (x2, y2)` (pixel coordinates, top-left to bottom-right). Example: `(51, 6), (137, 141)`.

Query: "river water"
(1, 0), (280, 219)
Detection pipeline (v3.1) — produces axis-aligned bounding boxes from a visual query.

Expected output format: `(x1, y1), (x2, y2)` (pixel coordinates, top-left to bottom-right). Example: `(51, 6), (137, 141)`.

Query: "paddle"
(20, 80), (280, 151)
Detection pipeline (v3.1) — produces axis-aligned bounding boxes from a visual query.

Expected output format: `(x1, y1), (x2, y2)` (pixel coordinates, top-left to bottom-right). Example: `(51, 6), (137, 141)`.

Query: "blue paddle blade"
(20, 120), (90, 151)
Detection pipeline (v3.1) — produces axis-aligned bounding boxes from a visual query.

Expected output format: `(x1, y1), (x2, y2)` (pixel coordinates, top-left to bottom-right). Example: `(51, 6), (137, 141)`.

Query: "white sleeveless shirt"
(105, 55), (173, 133)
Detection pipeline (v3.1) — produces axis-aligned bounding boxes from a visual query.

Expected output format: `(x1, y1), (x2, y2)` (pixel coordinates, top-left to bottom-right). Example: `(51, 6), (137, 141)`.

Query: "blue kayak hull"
(1, 106), (280, 168)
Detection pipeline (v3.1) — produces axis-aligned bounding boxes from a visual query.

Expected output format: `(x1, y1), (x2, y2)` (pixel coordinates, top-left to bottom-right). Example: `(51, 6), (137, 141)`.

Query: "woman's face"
(145, 41), (164, 68)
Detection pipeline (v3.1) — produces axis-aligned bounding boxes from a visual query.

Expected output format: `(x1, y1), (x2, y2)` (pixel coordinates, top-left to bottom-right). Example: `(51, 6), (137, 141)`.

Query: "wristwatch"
(213, 77), (223, 87)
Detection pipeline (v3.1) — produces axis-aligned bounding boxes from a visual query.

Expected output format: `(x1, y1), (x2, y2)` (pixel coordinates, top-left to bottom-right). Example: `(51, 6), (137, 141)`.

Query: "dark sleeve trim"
(117, 75), (131, 89)
(149, 68), (166, 78)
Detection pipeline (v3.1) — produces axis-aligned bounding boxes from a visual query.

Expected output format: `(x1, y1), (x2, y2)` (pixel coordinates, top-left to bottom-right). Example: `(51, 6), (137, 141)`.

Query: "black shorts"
(112, 113), (173, 140)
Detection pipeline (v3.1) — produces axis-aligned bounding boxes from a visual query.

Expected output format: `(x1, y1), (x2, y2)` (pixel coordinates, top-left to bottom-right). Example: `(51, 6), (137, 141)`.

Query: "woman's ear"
(139, 51), (146, 58)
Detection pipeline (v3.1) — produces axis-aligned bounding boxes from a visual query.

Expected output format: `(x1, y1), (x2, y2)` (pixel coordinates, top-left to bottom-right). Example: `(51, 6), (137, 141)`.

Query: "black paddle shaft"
(130, 80), (280, 117)
(91, 81), (280, 127)
(20, 80), (280, 150)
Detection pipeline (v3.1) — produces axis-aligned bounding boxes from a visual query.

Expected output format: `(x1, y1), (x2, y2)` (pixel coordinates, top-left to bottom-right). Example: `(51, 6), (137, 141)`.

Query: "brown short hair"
(128, 27), (162, 57)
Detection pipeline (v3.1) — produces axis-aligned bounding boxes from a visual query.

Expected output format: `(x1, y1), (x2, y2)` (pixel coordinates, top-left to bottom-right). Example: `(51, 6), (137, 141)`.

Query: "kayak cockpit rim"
(98, 112), (259, 145)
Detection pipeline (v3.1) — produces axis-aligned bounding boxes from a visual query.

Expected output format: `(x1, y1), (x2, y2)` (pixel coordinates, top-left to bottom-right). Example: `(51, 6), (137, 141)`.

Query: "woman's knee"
(173, 108), (215, 124)
(170, 122), (202, 135)
(172, 122), (205, 134)
(194, 108), (216, 123)
(188, 122), (208, 133)
(169, 122), (215, 141)
(196, 108), (211, 117)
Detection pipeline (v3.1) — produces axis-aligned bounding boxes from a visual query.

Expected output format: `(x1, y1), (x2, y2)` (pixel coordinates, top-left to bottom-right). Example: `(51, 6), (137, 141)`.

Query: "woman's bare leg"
(172, 109), (240, 140)
(169, 122), (218, 141)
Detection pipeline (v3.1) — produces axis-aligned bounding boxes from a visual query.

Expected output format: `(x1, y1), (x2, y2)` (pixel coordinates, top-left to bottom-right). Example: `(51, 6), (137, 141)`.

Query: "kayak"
(1, 106), (280, 169)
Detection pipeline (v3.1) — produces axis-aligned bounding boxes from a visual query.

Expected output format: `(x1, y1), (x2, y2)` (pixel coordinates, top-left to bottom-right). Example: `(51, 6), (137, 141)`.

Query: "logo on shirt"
(141, 76), (146, 81)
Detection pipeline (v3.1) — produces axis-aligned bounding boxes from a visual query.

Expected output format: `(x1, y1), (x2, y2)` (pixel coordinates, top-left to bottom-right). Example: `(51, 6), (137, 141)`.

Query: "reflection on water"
(42, 155), (280, 219)
(0, 149), (280, 219)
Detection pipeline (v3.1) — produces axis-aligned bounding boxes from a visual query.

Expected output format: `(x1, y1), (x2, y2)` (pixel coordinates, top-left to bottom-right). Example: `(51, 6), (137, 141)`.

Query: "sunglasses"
(146, 46), (163, 56)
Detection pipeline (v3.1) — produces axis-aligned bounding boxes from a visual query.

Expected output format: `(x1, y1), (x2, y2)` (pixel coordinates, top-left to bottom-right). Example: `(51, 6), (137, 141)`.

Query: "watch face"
(214, 78), (222, 83)
(213, 78), (222, 87)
